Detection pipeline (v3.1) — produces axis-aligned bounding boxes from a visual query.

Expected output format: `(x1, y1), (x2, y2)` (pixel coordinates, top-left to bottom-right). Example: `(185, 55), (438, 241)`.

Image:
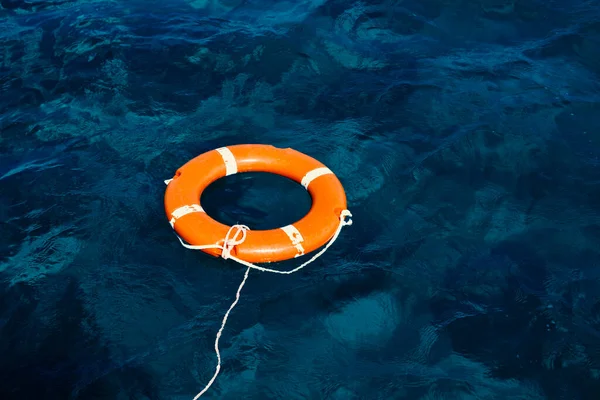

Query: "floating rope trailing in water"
(174, 210), (353, 399)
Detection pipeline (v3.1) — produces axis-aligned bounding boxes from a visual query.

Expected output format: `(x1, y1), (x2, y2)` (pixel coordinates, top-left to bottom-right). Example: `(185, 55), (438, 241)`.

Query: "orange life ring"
(164, 144), (348, 264)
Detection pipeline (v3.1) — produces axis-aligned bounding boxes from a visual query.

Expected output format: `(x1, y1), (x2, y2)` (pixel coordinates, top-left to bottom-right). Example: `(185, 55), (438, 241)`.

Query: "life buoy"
(164, 144), (348, 264)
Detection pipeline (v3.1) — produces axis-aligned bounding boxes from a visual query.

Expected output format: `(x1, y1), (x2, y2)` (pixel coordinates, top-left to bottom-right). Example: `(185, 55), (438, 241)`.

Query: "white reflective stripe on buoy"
(216, 147), (238, 176)
(170, 204), (205, 227)
(301, 167), (333, 189)
(280, 224), (305, 257)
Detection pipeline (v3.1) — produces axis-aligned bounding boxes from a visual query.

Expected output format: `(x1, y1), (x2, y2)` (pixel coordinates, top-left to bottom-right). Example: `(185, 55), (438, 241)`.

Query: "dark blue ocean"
(2, 0), (600, 399)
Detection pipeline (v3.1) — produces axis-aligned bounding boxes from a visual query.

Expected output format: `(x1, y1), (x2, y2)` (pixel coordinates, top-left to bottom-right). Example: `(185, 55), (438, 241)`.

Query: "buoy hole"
(201, 172), (312, 230)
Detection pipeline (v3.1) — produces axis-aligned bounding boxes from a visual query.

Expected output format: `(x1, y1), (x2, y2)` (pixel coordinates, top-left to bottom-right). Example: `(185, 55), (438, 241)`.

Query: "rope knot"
(221, 224), (250, 260)
(340, 209), (353, 226)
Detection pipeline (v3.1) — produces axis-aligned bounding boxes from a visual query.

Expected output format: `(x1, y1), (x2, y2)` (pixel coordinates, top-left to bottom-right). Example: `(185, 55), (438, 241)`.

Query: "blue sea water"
(2, 0), (600, 398)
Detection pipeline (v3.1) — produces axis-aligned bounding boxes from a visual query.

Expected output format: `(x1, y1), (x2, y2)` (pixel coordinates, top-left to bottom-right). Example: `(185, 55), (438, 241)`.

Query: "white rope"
(180, 209), (353, 399)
